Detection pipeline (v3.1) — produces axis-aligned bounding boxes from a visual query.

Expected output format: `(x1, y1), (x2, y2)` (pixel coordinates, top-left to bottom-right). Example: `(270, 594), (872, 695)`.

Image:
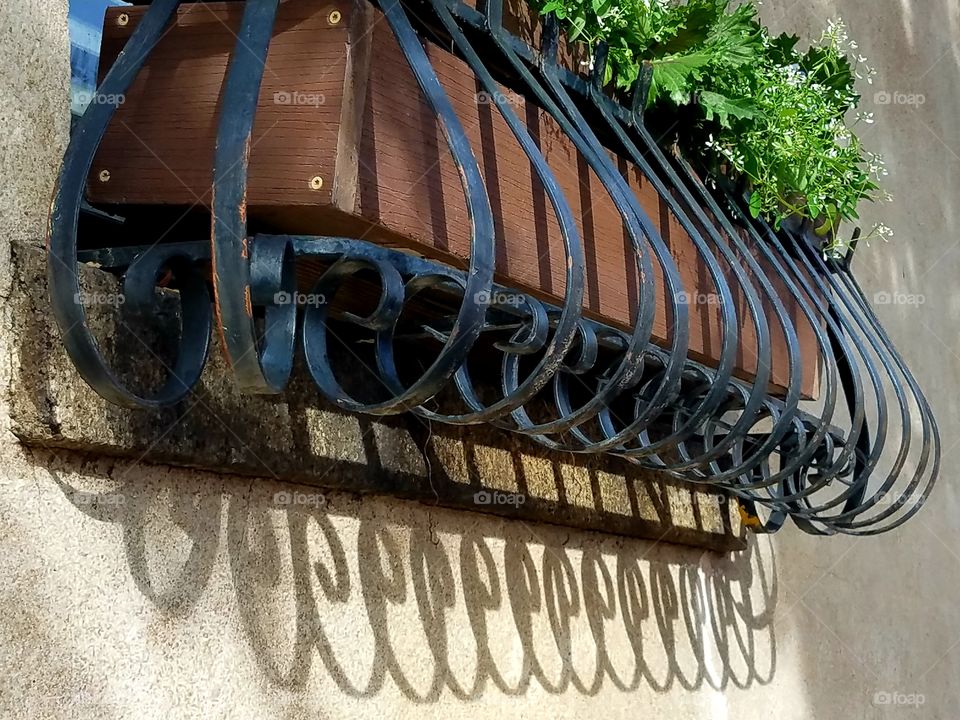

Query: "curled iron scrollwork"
(48, 0), (939, 536)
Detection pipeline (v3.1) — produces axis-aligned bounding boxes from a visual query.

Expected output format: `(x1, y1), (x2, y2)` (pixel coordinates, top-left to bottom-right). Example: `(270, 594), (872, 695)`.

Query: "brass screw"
(327, 9), (342, 25)
(309, 175), (324, 190)
(98, 170), (111, 183)
(117, 12), (129, 26)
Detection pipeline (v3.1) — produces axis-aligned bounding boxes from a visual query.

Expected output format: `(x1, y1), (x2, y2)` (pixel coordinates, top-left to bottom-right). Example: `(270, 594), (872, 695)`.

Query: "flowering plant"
(535, 0), (891, 257)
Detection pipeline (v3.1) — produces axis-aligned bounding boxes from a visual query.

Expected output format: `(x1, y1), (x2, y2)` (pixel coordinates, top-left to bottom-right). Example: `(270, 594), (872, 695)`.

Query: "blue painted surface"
(68, 0), (129, 115)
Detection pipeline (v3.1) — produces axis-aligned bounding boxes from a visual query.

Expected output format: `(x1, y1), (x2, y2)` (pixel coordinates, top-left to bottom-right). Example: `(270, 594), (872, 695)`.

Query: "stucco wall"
(1, 1), (958, 718)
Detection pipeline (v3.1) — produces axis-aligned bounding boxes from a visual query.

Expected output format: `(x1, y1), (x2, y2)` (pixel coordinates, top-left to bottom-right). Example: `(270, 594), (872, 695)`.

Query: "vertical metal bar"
(48, 0), (212, 409)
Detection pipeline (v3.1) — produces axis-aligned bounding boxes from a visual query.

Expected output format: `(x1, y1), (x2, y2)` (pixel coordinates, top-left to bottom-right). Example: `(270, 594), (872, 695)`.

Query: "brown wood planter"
(88, 0), (820, 398)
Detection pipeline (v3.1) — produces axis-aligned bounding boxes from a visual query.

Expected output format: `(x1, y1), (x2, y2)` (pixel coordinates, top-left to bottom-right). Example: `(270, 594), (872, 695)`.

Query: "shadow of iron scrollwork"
(53, 469), (776, 700)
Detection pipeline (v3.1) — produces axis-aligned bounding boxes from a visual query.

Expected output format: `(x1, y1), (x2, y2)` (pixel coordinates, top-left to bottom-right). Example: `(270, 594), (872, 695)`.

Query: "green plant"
(534, 0), (892, 257)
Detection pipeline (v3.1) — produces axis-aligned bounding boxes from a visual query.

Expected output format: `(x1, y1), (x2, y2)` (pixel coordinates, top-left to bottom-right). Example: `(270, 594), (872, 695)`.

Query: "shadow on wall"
(50, 465), (777, 701)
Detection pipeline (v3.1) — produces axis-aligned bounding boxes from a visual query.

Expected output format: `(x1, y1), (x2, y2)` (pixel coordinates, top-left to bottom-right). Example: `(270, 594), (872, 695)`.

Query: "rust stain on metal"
(239, 135), (252, 224)
(211, 133), (254, 367)
(209, 185), (233, 369)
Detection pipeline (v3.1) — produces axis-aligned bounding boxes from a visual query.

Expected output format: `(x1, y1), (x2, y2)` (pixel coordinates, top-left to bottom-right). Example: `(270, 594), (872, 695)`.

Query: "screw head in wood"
(117, 12), (129, 26)
(328, 9), (342, 25)
(98, 170), (111, 183)
(309, 176), (324, 190)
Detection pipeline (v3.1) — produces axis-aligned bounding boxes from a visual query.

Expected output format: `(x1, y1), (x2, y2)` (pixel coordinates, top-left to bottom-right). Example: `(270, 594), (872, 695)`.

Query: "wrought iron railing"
(48, 0), (939, 536)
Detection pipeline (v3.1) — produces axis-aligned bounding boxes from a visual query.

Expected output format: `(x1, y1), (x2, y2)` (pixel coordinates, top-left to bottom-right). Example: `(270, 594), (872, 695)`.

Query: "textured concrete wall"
(1, 1), (958, 718)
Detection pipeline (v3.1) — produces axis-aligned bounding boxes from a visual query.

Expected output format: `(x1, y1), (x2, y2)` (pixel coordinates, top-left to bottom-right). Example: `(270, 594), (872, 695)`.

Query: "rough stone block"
(9, 243), (744, 551)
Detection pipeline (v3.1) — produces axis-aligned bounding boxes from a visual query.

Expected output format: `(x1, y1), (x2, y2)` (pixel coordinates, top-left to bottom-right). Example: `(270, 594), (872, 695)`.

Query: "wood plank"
(88, 0), (820, 398)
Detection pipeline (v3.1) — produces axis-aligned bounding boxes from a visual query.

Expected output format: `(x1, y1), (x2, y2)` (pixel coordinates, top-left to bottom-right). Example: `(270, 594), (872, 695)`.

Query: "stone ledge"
(8, 243), (744, 551)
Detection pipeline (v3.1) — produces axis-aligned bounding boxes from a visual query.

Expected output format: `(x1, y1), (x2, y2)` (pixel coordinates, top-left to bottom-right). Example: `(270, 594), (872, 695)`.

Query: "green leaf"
(702, 4), (762, 67)
(698, 90), (759, 128)
(800, 46), (856, 101)
(530, 0), (886, 249)
(646, 72), (661, 106)
(654, 5), (723, 55)
(766, 32), (800, 65)
(740, 148), (761, 179)
(568, 14), (587, 41)
(651, 52), (712, 103)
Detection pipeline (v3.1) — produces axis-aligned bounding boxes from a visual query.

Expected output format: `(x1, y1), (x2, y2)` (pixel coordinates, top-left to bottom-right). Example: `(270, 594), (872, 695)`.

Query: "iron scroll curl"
(47, 0), (939, 536)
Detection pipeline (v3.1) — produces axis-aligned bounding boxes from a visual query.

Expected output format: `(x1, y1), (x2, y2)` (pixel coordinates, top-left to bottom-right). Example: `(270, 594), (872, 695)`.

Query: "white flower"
(824, 18), (850, 47)
(873, 222), (894, 241)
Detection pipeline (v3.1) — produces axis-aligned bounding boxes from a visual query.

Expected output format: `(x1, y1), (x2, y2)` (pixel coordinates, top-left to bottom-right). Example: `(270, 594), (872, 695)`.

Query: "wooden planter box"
(88, 0), (820, 398)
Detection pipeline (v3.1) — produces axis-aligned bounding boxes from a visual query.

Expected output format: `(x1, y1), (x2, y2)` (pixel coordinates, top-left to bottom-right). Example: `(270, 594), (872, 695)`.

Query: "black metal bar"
(48, 0), (212, 409)
(46, 0), (939, 537)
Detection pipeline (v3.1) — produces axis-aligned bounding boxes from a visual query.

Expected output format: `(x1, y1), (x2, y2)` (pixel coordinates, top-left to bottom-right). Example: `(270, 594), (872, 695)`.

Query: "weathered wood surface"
(89, 0), (820, 397)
